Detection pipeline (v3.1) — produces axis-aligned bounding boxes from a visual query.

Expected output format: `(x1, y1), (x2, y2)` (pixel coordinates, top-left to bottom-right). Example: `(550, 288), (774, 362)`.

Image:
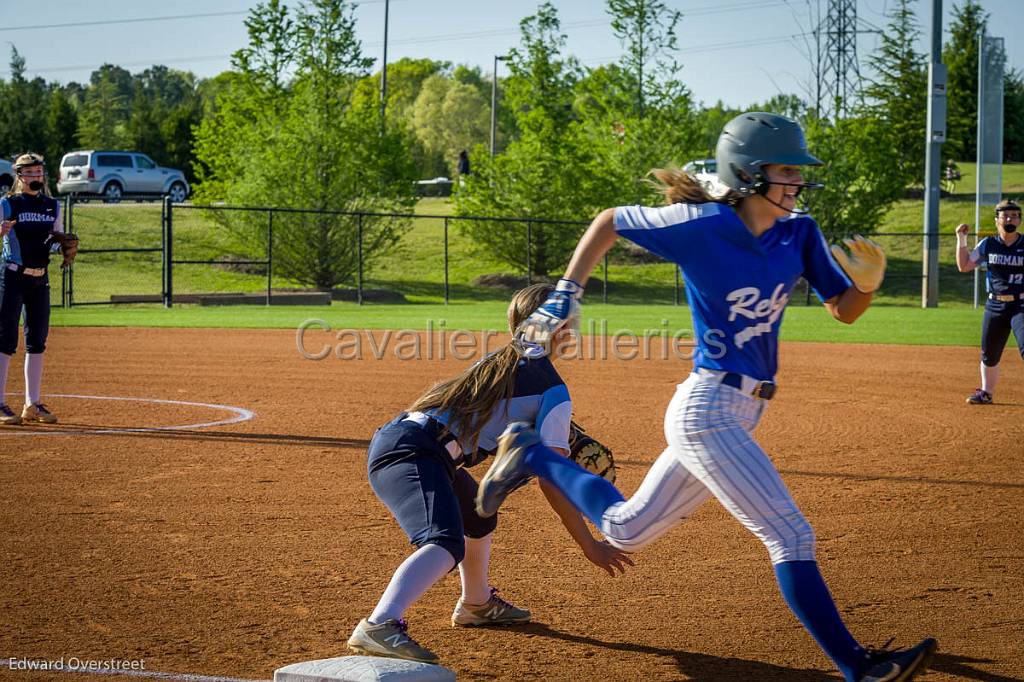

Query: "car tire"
(102, 181), (123, 204)
(167, 182), (188, 203)
(0, 175), (12, 195)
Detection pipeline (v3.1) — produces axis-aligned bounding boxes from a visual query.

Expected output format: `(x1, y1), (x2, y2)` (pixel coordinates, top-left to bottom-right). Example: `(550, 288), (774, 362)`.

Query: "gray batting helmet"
(715, 112), (822, 195)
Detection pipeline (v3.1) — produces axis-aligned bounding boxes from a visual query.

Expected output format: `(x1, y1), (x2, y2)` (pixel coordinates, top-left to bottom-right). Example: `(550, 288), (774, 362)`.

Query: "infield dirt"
(2, 327), (1022, 681)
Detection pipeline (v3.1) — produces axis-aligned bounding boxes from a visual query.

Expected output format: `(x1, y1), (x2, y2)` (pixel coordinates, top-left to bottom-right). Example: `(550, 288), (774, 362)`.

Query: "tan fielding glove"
(830, 235), (886, 294)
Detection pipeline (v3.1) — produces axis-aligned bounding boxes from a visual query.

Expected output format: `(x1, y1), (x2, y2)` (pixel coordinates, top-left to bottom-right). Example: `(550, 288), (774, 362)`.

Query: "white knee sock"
(25, 353), (44, 406)
(459, 534), (494, 605)
(369, 543), (455, 624)
(0, 352), (10, 404)
(981, 361), (999, 395)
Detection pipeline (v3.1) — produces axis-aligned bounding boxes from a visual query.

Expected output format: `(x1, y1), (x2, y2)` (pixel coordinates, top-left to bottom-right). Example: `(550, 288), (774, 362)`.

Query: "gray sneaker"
(346, 618), (439, 663)
(452, 587), (531, 627)
(475, 422), (540, 518)
(0, 403), (22, 426)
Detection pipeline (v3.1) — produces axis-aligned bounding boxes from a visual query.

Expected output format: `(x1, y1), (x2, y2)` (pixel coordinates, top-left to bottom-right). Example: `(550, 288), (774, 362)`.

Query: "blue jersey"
(614, 202), (850, 381)
(428, 355), (571, 465)
(1, 194), (62, 268)
(971, 235), (1024, 299)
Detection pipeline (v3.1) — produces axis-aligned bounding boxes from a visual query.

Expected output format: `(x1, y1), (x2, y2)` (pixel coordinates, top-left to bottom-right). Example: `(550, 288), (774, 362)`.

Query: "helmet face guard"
(715, 113), (824, 205)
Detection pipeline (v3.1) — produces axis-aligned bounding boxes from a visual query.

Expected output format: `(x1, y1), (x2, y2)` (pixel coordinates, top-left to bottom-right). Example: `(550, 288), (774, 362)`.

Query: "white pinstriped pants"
(600, 370), (816, 564)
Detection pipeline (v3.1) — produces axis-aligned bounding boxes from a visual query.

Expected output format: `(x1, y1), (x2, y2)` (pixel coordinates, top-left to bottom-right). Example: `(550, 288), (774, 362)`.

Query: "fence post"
(64, 196), (73, 308)
(526, 221), (532, 285)
(163, 196), (173, 308)
(603, 253), (608, 304)
(267, 210), (273, 306)
(674, 265), (680, 305)
(443, 217), (450, 305)
(357, 213), (364, 306)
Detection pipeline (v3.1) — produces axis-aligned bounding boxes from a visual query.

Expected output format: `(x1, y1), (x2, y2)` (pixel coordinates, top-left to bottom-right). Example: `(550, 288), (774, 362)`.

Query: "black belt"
(721, 372), (777, 400)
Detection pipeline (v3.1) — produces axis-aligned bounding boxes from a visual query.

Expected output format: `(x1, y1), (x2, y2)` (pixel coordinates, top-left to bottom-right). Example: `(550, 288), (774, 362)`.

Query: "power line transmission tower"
(815, 0), (862, 119)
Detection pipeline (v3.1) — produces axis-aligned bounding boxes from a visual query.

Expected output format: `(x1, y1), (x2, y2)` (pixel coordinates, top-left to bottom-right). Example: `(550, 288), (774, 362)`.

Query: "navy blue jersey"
(971, 235), (1024, 297)
(428, 355), (571, 462)
(1, 194), (62, 268)
(615, 202), (851, 381)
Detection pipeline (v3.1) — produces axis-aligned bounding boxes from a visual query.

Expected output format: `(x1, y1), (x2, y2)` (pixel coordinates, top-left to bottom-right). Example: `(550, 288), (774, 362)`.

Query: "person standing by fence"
(0, 153), (77, 425)
(956, 199), (1024, 405)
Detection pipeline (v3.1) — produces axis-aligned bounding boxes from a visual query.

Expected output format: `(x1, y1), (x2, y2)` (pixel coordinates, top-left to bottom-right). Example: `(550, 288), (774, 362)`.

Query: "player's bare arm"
(563, 208), (619, 286)
(538, 474), (634, 577)
(955, 223), (978, 272)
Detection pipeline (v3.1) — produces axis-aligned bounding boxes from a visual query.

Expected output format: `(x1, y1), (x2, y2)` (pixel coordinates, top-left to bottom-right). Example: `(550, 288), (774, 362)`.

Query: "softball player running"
(346, 284), (631, 664)
(0, 153), (75, 425)
(956, 199), (1024, 404)
(476, 113), (937, 681)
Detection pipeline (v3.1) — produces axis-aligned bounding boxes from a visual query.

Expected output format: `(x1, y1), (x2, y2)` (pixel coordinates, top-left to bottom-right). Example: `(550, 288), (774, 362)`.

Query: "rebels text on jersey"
(614, 202), (851, 381)
(971, 235), (1024, 298)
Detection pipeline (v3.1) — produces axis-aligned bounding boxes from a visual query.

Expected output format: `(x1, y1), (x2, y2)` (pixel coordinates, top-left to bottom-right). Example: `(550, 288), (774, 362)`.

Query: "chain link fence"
(54, 198), (981, 308)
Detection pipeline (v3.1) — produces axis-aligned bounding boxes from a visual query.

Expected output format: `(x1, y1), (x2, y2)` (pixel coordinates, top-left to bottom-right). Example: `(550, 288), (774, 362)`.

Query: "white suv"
(57, 150), (189, 203)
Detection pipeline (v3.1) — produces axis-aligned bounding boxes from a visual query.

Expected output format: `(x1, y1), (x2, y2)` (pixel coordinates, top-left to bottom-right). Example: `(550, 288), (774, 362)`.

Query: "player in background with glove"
(479, 113), (936, 681)
(0, 153), (74, 426)
(346, 283), (633, 665)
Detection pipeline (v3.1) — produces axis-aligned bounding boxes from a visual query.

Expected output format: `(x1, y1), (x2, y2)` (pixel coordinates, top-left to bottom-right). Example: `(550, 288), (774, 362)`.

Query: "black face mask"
(27, 180), (44, 191)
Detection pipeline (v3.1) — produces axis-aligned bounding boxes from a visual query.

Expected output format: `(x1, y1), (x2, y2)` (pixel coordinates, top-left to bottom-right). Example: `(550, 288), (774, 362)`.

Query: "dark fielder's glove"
(51, 231), (79, 269)
(568, 420), (616, 484)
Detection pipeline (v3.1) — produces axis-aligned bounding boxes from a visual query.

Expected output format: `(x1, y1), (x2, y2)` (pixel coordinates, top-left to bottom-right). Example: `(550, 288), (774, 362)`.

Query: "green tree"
(0, 47), (51, 157)
(78, 65), (132, 148)
(193, 0), (417, 290)
(943, 0), (987, 160)
(861, 0), (927, 184)
(803, 115), (907, 238)
(454, 2), (593, 278)
(606, 0), (683, 117)
(410, 74), (490, 176)
(1005, 70), (1024, 162)
(45, 88), (79, 167)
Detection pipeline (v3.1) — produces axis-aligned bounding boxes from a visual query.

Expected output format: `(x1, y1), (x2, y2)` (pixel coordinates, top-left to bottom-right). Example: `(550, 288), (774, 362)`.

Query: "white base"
(274, 656), (456, 682)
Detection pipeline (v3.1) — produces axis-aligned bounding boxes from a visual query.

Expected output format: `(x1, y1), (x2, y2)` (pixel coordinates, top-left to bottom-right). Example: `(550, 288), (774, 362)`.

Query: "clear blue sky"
(0, 0), (1020, 109)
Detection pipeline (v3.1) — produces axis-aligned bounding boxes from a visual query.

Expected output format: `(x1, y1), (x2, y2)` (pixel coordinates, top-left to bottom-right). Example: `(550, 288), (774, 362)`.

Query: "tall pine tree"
(861, 0), (927, 184)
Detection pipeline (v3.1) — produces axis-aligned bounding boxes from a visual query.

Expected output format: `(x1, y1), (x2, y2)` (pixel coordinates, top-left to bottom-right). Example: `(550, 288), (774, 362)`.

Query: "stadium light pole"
(379, 0), (389, 136)
(490, 54), (510, 160)
(922, 0), (945, 308)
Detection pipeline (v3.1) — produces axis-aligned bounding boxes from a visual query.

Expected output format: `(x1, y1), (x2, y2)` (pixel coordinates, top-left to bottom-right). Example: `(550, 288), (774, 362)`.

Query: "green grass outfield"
(52, 302), (985, 347)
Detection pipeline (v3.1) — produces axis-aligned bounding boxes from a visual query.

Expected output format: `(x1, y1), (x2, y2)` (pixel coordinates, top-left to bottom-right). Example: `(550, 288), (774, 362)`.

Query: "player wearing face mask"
(0, 153), (78, 425)
(956, 199), (1024, 404)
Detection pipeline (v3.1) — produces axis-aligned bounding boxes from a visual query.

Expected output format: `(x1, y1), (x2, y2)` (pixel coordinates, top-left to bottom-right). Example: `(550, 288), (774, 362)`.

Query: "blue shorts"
(367, 415), (497, 564)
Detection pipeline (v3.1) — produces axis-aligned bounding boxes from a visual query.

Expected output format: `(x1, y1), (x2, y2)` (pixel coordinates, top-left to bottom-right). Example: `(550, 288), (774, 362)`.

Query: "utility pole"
(379, 0), (389, 136)
(922, 0), (946, 307)
(490, 54), (509, 159)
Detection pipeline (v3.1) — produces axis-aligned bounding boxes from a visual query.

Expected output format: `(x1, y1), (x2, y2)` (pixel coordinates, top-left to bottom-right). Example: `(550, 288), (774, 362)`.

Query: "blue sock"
(523, 443), (625, 525)
(774, 560), (866, 681)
